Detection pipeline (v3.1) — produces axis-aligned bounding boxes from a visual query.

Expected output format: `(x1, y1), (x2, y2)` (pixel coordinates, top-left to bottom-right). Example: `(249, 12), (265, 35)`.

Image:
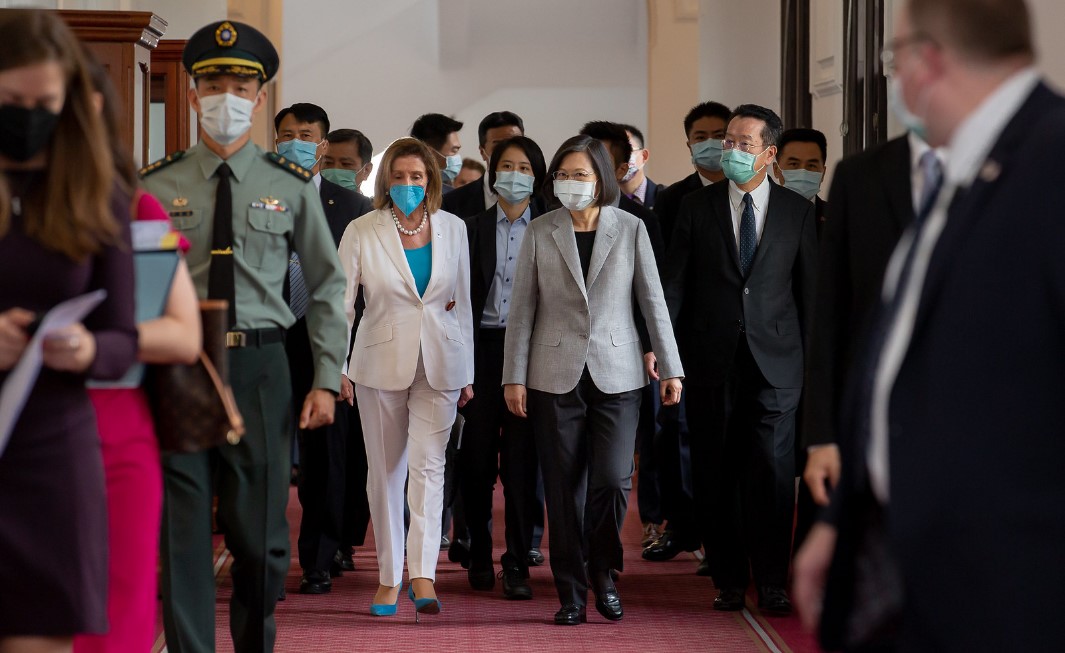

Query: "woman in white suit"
(503, 136), (683, 625)
(337, 137), (474, 619)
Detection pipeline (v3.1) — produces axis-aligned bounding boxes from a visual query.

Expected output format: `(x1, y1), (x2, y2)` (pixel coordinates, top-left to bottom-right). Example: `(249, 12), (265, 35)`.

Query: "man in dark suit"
(321, 127), (376, 203)
(643, 101), (735, 568)
(664, 104), (817, 615)
(619, 124), (665, 210)
(774, 128), (829, 239)
(794, 2), (1065, 650)
(410, 113), (464, 192)
(274, 103), (368, 594)
(655, 101), (732, 246)
(460, 135), (547, 599)
(770, 126), (833, 550)
(442, 111), (525, 219)
(796, 134), (920, 547)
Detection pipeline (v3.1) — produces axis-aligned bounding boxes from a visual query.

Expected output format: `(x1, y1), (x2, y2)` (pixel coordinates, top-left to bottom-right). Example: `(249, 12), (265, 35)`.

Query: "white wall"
(281, 0), (647, 175)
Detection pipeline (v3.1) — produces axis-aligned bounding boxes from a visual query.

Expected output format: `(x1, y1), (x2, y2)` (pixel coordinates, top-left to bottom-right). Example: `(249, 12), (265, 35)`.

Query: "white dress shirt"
(868, 67), (1041, 502)
(727, 173), (771, 247)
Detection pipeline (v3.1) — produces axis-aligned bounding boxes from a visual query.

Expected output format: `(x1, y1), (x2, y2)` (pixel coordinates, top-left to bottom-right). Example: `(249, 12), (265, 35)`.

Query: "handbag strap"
(196, 349), (245, 444)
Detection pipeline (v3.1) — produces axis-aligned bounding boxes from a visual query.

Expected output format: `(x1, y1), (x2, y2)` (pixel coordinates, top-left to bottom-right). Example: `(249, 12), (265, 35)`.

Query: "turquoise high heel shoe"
(370, 583), (403, 616)
(408, 583), (442, 623)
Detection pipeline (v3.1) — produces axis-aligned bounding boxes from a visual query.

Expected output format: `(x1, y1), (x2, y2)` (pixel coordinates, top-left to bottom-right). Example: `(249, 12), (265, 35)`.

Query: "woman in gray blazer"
(502, 135), (683, 625)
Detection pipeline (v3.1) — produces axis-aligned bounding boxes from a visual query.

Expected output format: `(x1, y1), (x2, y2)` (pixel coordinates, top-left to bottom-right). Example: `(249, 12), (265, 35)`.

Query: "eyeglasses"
(721, 139), (769, 154)
(880, 32), (933, 76)
(552, 170), (597, 182)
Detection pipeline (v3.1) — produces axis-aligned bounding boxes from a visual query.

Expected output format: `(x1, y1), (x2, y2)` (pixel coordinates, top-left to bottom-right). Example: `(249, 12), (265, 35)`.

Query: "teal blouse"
(404, 242), (432, 297)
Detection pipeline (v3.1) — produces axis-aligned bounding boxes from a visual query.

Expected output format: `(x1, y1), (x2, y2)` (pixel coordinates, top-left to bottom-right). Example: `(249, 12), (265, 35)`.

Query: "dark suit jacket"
(654, 171), (705, 248)
(619, 194), (665, 264)
(823, 83), (1065, 652)
(320, 177), (373, 245)
(801, 136), (913, 449)
(441, 176), (486, 218)
(814, 196), (828, 239)
(663, 178), (817, 389)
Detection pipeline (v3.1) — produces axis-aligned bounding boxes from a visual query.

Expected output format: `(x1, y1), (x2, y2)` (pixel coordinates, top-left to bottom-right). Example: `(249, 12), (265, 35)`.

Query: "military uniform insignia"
(215, 21), (237, 47)
(250, 201), (289, 212)
(260, 196), (280, 206)
(172, 197), (189, 208)
(266, 152), (313, 182)
(139, 150), (185, 178)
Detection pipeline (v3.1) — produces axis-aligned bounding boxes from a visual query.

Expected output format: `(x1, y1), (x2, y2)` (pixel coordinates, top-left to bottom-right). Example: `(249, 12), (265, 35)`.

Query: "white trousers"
(355, 353), (459, 586)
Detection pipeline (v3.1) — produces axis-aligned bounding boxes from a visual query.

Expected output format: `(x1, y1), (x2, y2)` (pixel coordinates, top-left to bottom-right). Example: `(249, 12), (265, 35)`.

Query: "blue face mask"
(721, 148), (767, 185)
(691, 138), (724, 172)
(277, 139), (320, 171)
(440, 154), (462, 183)
(493, 171), (535, 204)
(781, 168), (823, 200)
(390, 184), (426, 216)
(888, 75), (928, 142)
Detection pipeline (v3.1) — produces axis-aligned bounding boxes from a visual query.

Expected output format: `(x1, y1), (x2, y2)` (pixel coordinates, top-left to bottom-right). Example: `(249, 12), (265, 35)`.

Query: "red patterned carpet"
(155, 484), (821, 653)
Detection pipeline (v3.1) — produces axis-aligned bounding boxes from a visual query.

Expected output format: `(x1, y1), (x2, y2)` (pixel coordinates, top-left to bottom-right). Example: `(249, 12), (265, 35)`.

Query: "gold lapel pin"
(979, 160), (1001, 183)
(172, 197), (189, 208)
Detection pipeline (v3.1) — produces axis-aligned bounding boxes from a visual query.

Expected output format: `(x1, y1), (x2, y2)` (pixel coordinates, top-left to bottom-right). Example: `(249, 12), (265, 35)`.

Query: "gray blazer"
(502, 205), (683, 395)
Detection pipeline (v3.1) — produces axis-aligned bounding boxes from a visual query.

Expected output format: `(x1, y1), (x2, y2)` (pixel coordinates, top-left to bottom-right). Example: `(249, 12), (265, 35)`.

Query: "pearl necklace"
(391, 205), (429, 236)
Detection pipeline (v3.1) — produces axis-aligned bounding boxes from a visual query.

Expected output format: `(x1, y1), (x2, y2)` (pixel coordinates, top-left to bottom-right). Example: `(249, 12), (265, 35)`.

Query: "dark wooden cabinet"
(58, 10), (167, 167)
(150, 40), (193, 160)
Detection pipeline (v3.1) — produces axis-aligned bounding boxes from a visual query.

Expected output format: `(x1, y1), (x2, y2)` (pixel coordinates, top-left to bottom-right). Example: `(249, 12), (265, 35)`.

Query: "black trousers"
(295, 400), (370, 570)
(654, 393), (697, 539)
(160, 343), (292, 653)
(459, 329), (541, 572)
(287, 318), (370, 571)
(686, 338), (799, 590)
(528, 370), (641, 607)
(635, 382), (662, 524)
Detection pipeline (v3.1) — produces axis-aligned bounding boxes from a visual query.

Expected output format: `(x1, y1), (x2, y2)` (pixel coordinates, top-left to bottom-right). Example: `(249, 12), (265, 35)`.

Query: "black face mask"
(0, 104), (60, 163)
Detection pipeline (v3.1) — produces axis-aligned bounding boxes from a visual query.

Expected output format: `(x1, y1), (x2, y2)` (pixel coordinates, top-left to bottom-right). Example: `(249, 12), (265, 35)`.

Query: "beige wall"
(645, 0), (701, 185)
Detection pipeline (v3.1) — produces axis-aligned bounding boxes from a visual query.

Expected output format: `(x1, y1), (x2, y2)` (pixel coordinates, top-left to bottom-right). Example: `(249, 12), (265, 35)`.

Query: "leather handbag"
(146, 299), (245, 453)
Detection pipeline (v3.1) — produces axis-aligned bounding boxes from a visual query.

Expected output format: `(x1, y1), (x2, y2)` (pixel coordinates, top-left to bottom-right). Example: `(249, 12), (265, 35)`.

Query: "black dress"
(0, 171), (137, 636)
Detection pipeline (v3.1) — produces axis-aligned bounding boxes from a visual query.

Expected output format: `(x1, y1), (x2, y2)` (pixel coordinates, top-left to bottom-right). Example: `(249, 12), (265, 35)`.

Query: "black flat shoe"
(594, 590), (624, 621)
(713, 588), (745, 611)
(500, 566), (532, 600)
(758, 586), (792, 615)
(527, 548), (545, 567)
(299, 569), (332, 595)
(448, 538), (471, 569)
(468, 560), (495, 591)
(554, 604), (587, 625)
(334, 547), (355, 572)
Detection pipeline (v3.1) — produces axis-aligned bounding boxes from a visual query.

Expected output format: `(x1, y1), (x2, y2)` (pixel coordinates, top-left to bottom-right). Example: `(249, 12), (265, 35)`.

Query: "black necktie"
(739, 192), (757, 277)
(208, 162), (236, 328)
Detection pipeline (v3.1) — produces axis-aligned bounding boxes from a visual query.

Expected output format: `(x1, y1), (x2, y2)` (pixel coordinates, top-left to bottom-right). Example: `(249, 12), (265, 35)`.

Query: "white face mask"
(554, 179), (598, 211)
(198, 92), (255, 145)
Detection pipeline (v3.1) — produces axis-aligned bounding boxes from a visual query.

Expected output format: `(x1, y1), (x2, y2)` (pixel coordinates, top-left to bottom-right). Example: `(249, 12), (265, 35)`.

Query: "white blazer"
(338, 208), (475, 392)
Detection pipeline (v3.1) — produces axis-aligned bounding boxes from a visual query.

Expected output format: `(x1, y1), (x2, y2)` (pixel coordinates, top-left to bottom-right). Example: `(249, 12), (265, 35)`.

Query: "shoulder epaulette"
(139, 150), (185, 178)
(266, 152), (314, 182)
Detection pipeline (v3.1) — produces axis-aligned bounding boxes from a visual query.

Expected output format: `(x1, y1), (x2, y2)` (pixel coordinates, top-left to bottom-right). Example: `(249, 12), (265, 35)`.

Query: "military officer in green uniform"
(140, 20), (347, 653)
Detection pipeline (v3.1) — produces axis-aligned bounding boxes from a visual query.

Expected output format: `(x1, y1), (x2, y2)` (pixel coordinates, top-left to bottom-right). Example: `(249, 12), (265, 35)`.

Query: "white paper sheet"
(0, 289), (107, 458)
